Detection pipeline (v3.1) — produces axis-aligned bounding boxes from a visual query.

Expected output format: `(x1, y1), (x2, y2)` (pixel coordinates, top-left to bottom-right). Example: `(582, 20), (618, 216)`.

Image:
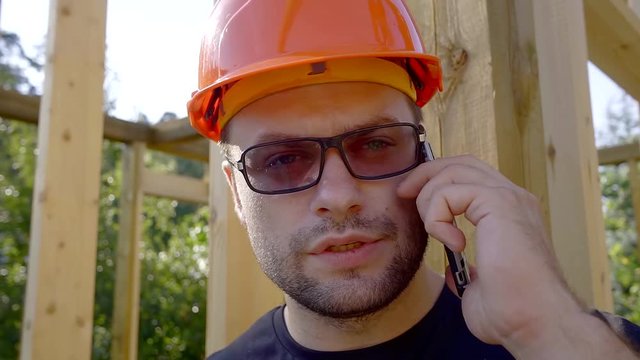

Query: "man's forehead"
(251, 115), (407, 143)
(225, 82), (415, 147)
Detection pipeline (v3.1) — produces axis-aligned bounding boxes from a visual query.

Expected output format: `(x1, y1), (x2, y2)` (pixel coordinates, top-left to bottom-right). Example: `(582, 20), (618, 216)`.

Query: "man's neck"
(283, 265), (445, 351)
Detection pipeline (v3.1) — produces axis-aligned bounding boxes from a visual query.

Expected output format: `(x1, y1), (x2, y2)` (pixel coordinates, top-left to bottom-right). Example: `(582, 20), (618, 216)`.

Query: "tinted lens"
(243, 140), (322, 193)
(343, 124), (419, 177)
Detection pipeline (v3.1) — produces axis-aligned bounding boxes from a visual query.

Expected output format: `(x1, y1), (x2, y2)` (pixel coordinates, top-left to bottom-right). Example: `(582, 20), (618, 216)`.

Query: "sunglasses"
(226, 123), (428, 195)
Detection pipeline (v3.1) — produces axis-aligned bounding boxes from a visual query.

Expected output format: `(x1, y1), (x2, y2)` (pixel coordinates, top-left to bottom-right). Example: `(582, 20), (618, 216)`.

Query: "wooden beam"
(529, 0), (612, 309)
(150, 139), (210, 163)
(0, 89), (39, 124)
(105, 116), (152, 143)
(406, 0), (612, 309)
(0, 89), (152, 143)
(140, 169), (209, 204)
(406, 0), (527, 271)
(598, 142), (640, 165)
(151, 117), (202, 144)
(110, 143), (145, 360)
(19, 0), (107, 358)
(584, 0), (640, 101)
(206, 144), (283, 353)
(0, 89), (212, 160)
(206, 145), (229, 354)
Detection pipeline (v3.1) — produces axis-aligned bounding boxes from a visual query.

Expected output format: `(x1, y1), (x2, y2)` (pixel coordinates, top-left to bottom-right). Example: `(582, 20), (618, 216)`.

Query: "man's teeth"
(327, 242), (363, 252)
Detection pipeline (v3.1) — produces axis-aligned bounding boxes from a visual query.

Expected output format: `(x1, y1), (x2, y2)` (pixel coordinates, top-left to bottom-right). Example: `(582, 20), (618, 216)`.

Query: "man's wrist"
(504, 307), (638, 359)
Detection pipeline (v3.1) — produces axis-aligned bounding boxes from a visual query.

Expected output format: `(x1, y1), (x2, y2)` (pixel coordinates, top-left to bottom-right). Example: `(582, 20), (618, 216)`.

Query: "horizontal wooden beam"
(598, 142), (640, 165)
(151, 139), (210, 162)
(0, 89), (151, 142)
(584, 0), (640, 101)
(0, 89), (210, 161)
(140, 169), (208, 204)
(151, 118), (202, 144)
(105, 116), (153, 143)
(0, 89), (40, 124)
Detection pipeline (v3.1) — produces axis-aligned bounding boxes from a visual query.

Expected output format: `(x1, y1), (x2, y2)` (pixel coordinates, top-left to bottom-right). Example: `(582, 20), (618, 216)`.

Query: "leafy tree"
(0, 31), (42, 94)
(0, 117), (37, 359)
(91, 145), (209, 360)
(0, 30), (40, 359)
(0, 30), (209, 359)
(598, 94), (640, 324)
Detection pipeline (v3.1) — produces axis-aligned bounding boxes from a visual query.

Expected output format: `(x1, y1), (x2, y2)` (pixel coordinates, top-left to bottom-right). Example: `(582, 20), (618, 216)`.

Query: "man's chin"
(287, 273), (406, 319)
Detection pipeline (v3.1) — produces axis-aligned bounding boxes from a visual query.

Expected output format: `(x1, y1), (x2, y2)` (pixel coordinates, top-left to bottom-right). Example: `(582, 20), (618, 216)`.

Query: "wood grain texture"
(19, 0), (108, 358)
(110, 143), (145, 360)
(598, 142), (640, 165)
(532, 0), (612, 309)
(206, 145), (283, 352)
(406, 0), (612, 309)
(584, 0), (640, 101)
(207, 144), (229, 353)
(140, 169), (208, 204)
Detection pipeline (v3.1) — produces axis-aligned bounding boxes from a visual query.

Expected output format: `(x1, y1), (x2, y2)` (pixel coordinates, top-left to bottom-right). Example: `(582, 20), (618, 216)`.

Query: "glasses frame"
(227, 122), (428, 195)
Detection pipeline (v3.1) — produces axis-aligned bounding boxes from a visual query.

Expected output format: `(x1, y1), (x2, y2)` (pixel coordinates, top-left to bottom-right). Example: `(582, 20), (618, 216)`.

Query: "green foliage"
(0, 30), (41, 359)
(0, 118), (37, 359)
(91, 143), (209, 360)
(137, 198), (208, 359)
(599, 94), (640, 324)
(0, 30), (209, 359)
(0, 31), (42, 94)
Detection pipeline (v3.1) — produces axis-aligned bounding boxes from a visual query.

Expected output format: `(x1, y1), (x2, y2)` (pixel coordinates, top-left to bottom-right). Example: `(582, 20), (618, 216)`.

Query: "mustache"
(289, 215), (398, 252)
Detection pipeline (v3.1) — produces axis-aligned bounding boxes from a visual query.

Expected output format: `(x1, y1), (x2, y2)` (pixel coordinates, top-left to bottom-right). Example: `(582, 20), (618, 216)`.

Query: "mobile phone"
(421, 142), (471, 297)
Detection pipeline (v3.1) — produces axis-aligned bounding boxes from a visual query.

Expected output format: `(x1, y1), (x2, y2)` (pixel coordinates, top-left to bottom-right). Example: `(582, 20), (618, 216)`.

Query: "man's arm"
(502, 306), (639, 359)
(398, 155), (639, 359)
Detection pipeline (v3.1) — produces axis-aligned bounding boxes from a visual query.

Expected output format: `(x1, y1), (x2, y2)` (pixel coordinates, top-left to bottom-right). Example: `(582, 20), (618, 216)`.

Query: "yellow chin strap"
(217, 57), (417, 133)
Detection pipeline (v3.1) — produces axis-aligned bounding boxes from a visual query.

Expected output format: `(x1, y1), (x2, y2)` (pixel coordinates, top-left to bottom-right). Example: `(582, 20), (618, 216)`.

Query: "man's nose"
(310, 149), (363, 221)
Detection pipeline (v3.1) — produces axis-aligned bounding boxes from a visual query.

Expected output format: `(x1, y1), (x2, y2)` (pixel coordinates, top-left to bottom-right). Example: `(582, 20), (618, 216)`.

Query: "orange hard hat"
(187, 0), (443, 141)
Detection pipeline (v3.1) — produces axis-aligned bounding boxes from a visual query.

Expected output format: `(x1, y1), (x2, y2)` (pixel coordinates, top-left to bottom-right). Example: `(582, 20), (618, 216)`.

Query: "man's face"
(224, 82), (428, 319)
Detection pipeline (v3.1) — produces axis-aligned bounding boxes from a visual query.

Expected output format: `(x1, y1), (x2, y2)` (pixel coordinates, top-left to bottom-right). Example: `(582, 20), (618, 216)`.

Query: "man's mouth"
(325, 242), (364, 253)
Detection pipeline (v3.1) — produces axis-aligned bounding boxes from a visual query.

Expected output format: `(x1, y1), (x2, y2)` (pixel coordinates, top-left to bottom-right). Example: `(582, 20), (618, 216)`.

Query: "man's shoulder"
(207, 306), (287, 360)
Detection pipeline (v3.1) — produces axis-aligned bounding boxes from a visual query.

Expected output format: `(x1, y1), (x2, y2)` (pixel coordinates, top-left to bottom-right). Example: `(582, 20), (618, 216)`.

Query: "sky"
(1, 0), (637, 146)
(1, 0), (212, 123)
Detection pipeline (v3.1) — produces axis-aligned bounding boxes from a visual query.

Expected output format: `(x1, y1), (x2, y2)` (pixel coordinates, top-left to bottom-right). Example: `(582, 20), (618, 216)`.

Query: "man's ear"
(222, 161), (246, 227)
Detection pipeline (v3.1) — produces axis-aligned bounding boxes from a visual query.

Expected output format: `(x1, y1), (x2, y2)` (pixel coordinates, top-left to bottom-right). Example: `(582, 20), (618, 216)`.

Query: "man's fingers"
(421, 183), (489, 239)
(397, 155), (514, 199)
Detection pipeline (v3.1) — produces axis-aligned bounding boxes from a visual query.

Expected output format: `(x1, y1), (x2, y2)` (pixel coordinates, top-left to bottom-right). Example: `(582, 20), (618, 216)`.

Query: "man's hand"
(397, 155), (638, 359)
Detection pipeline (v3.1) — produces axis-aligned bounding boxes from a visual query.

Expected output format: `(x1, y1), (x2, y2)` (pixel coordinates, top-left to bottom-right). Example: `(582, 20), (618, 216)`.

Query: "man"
(188, 0), (640, 358)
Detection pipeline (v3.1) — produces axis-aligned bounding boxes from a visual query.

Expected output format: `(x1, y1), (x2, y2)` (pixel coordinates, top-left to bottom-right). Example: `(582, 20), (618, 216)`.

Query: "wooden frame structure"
(108, 142), (209, 359)
(1, 0), (638, 358)
(599, 141), (640, 258)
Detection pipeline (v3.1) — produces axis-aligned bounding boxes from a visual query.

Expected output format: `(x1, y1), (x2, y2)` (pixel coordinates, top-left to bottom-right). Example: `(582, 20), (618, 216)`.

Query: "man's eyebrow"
(252, 132), (301, 144)
(252, 115), (403, 144)
(338, 115), (402, 133)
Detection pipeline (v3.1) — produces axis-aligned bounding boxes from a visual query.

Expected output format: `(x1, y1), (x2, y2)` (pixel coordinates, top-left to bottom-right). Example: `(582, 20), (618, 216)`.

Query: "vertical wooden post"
(206, 144), (283, 354)
(405, 0), (612, 309)
(111, 142), (145, 360)
(19, 0), (107, 358)
(626, 158), (640, 258)
(206, 144), (229, 354)
(531, 0), (612, 309)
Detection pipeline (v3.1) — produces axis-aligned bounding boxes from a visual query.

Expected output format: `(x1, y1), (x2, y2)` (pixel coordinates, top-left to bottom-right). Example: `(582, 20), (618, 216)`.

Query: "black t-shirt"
(208, 287), (514, 359)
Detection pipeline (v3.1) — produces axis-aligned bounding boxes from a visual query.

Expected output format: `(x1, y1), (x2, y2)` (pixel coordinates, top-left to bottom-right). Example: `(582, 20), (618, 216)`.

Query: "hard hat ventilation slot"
(308, 62), (327, 75)
(405, 59), (425, 91)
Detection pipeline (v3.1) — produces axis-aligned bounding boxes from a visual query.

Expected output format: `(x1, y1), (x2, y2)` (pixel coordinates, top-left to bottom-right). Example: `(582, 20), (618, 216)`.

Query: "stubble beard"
(249, 208), (428, 321)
